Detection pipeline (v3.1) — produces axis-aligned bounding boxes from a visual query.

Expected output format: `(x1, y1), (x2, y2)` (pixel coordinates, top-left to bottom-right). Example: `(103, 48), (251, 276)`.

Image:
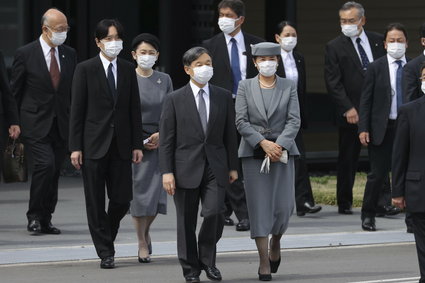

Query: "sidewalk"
(0, 176), (414, 265)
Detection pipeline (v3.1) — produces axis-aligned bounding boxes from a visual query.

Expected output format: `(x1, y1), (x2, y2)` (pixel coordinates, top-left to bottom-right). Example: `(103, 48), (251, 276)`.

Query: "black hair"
(182, 47), (211, 66)
(384, 23), (408, 41)
(131, 33), (160, 52)
(218, 0), (245, 17)
(276, 20), (297, 35)
(94, 19), (124, 40)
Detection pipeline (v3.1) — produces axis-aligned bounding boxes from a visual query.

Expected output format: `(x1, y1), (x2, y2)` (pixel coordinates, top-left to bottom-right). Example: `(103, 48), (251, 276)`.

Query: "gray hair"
(340, 1), (365, 18)
(182, 47), (211, 66)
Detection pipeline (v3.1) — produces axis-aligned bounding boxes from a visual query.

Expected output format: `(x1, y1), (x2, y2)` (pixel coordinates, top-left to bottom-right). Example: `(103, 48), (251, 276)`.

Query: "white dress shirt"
(99, 52), (117, 88)
(189, 80), (210, 121)
(350, 29), (374, 64)
(387, 54), (407, 120)
(280, 49), (298, 86)
(224, 30), (247, 82)
(39, 36), (61, 71)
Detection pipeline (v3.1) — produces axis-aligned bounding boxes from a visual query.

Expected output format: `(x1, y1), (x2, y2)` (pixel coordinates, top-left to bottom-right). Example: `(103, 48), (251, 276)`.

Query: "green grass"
(311, 172), (367, 207)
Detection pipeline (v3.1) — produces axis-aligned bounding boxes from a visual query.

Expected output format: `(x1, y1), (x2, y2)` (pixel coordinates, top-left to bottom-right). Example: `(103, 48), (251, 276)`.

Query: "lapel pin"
(157, 78), (162, 84)
(62, 54), (65, 58)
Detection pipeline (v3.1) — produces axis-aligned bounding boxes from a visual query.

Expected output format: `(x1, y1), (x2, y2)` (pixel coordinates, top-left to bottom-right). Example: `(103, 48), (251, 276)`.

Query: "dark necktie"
(230, 38), (242, 95)
(197, 89), (207, 134)
(107, 63), (117, 100)
(50, 48), (60, 90)
(356, 38), (370, 70)
(395, 60), (403, 110)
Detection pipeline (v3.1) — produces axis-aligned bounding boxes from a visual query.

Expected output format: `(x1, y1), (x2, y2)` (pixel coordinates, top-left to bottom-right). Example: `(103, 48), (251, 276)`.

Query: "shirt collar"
(99, 52), (117, 70)
(39, 35), (58, 57)
(224, 29), (243, 45)
(189, 80), (209, 97)
(386, 53), (407, 65)
(280, 49), (293, 60)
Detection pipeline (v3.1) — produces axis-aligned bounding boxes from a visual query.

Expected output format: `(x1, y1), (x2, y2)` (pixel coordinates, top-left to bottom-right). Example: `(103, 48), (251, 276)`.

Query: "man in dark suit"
(0, 50), (20, 178)
(69, 19), (143, 269)
(159, 47), (238, 283)
(358, 23), (409, 231)
(202, 0), (263, 231)
(275, 21), (322, 216)
(10, 8), (76, 234)
(324, 2), (390, 215)
(403, 22), (425, 102)
(392, 64), (425, 283)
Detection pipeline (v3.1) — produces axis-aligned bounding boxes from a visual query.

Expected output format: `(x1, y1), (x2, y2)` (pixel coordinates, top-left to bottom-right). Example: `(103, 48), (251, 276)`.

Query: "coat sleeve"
(391, 106), (410, 198)
(159, 94), (176, 174)
(235, 80), (265, 148)
(358, 64), (375, 133)
(130, 70), (143, 150)
(324, 43), (353, 114)
(69, 63), (87, 152)
(10, 48), (26, 108)
(0, 51), (19, 126)
(223, 92), (238, 171)
(275, 81), (300, 150)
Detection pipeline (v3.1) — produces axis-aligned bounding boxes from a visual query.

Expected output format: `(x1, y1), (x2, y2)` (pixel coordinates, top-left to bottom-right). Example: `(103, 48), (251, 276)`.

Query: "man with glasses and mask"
(324, 2), (398, 216)
(10, 8), (76, 235)
(69, 19), (143, 269)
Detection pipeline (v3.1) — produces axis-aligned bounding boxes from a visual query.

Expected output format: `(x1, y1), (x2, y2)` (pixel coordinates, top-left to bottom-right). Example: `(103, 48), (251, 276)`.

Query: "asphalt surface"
(0, 176), (422, 282)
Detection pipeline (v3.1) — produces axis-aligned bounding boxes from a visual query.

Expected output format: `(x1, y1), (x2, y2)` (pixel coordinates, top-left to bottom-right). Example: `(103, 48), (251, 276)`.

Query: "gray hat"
(251, 42), (281, 56)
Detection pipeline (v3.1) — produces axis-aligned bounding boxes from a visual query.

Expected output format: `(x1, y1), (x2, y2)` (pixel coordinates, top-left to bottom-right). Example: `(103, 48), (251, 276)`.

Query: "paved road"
(0, 243), (420, 283)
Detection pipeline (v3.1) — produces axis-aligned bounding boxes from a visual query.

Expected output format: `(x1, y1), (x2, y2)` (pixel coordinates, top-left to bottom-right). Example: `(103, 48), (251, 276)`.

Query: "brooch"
(157, 78), (162, 84)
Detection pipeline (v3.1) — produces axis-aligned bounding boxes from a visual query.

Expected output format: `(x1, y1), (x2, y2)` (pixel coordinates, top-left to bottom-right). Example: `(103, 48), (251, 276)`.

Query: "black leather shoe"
(269, 257), (281, 273)
(338, 207), (353, 215)
(41, 222), (61, 234)
(185, 275), (200, 283)
(258, 268), (272, 281)
(298, 202), (322, 216)
(224, 217), (234, 226)
(148, 242), (152, 255)
(100, 256), (115, 269)
(361, 217), (376, 231)
(201, 264), (222, 281)
(406, 226), (414, 233)
(138, 249), (151, 263)
(236, 219), (250, 231)
(27, 220), (42, 235)
(376, 205), (402, 217)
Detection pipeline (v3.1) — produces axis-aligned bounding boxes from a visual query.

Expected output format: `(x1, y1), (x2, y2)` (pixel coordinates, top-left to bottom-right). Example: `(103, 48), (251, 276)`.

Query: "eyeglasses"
(46, 25), (70, 33)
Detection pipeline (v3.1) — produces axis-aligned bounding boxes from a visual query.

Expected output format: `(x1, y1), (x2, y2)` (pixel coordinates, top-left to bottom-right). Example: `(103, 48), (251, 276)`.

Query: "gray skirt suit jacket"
(235, 75), (300, 238)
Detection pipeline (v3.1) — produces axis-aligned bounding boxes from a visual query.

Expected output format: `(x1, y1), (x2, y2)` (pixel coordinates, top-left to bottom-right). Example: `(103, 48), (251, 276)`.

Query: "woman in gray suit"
(235, 42), (300, 281)
(130, 33), (173, 263)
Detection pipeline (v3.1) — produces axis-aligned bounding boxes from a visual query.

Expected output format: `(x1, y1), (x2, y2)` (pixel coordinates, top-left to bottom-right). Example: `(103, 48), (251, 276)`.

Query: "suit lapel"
(57, 45), (66, 89)
(243, 33), (255, 77)
(218, 33), (232, 75)
(278, 57), (286, 78)
(183, 84), (205, 138)
(250, 76), (268, 121)
(343, 36), (364, 73)
(35, 40), (55, 91)
(206, 85), (218, 137)
(366, 31), (384, 60)
(94, 55), (114, 105)
(381, 58), (392, 102)
(267, 78), (284, 119)
(116, 58), (124, 101)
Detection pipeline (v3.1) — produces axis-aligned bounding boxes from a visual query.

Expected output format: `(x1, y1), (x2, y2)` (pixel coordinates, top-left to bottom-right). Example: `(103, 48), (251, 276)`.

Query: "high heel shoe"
(269, 257), (281, 273)
(138, 249), (151, 263)
(258, 268), (272, 281)
(148, 242), (152, 255)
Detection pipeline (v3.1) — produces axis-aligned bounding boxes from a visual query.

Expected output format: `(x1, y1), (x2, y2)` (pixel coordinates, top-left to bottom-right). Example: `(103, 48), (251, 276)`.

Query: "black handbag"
(2, 138), (28, 183)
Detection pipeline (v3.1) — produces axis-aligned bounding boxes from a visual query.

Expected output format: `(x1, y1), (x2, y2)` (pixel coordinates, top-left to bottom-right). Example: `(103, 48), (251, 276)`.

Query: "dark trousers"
(224, 130), (248, 221)
(411, 213), (425, 282)
(361, 122), (395, 218)
(294, 130), (315, 210)
(173, 165), (225, 277)
(337, 125), (361, 209)
(82, 138), (132, 259)
(25, 119), (66, 225)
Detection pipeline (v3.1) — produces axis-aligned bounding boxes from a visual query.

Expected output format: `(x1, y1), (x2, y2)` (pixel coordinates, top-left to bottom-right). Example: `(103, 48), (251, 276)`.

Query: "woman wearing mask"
(130, 33), (173, 263)
(235, 42), (300, 281)
(274, 21), (322, 217)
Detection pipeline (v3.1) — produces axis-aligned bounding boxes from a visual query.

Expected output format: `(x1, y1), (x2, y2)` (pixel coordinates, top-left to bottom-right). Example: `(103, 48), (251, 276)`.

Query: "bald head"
(41, 8), (67, 27)
(41, 8), (69, 47)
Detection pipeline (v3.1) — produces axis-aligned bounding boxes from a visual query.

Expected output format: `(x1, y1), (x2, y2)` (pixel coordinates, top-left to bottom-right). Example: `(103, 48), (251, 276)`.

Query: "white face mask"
(48, 30), (67, 46)
(279, 36), (297, 52)
(341, 23), (360, 37)
(137, 55), (157, 70)
(387, 42), (406, 59)
(421, 81), (425, 94)
(192, 65), (214, 85)
(218, 17), (240, 35)
(257, 61), (278, 77)
(101, 40), (123, 58)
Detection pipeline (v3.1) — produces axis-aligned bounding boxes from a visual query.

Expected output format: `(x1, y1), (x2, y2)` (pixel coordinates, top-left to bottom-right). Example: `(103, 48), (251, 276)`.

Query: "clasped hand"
(260, 139), (283, 162)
